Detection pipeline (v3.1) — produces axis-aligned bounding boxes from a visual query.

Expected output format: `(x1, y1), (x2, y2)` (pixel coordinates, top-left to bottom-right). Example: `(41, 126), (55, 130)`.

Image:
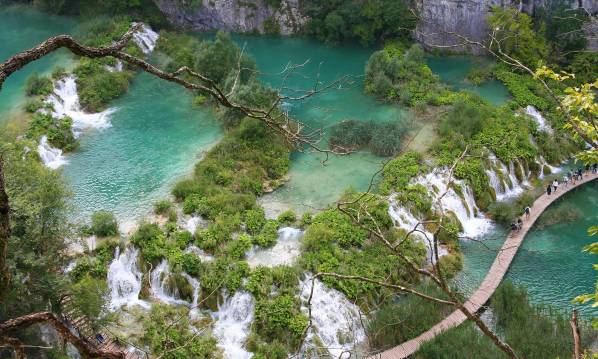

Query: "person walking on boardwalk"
(517, 218), (523, 231)
(563, 174), (569, 188)
(593, 163), (597, 174)
(552, 179), (558, 192)
(578, 168), (583, 180)
(524, 206), (531, 219)
(571, 170), (576, 184)
(547, 184), (552, 195)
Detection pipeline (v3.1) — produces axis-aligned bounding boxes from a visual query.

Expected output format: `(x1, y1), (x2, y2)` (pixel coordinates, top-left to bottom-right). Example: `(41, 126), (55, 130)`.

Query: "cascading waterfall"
(212, 291), (255, 359)
(387, 201), (446, 261)
(417, 172), (492, 238)
(132, 22), (159, 54)
(37, 135), (68, 169)
(246, 227), (303, 268)
(107, 247), (149, 310)
(45, 75), (116, 137)
(150, 260), (191, 306)
(181, 273), (201, 320)
(525, 105), (553, 134)
(184, 215), (203, 235)
(299, 277), (366, 358)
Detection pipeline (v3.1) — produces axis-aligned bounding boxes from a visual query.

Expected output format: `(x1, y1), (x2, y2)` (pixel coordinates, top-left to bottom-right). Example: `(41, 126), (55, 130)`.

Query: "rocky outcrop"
(152, 0), (306, 35)
(414, 0), (598, 54)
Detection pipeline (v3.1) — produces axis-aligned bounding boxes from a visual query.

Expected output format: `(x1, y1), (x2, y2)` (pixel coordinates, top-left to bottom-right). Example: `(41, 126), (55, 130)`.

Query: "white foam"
(132, 22), (159, 55)
(45, 75), (116, 137)
(300, 277), (366, 358)
(107, 247), (149, 310)
(246, 227), (303, 268)
(525, 105), (553, 134)
(212, 291), (255, 359)
(37, 135), (68, 169)
(150, 260), (191, 306)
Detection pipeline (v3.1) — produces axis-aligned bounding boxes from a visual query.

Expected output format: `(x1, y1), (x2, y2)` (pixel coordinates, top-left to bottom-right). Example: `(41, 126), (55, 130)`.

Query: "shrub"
(70, 274), (109, 322)
(245, 208), (266, 235)
(90, 210), (118, 237)
(277, 210), (296, 225)
(254, 220), (279, 248)
(25, 72), (53, 96)
(130, 222), (167, 264)
(254, 295), (307, 344)
(487, 202), (514, 225)
(154, 199), (172, 215)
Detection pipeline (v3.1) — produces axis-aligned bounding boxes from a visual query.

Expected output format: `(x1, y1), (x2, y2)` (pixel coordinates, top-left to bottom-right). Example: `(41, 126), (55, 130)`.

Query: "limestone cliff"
(152, 0), (306, 35)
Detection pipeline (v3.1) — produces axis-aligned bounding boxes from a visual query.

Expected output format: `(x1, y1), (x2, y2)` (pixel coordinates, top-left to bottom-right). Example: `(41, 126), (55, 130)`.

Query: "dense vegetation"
(328, 119), (410, 156)
(300, 0), (416, 46)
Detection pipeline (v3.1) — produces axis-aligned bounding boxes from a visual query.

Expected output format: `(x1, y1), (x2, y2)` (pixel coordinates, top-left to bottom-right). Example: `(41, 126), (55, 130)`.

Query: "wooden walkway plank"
(372, 172), (598, 359)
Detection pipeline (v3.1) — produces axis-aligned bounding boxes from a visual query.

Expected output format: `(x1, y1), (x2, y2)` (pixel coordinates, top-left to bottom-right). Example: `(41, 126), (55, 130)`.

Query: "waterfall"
(45, 75), (116, 137)
(184, 215), (203, 235)
(107, 247), (149, 310)
(246, 227), (303, 268)
(181, 273), (201, 320)
(150, 260), (191, 306)
(37, 136), (68, 169)
(132, 22), (159, 55)
(417, 172), (492, 238)
(185, 245), (214, 262)
(525, 105), (553, 134)
(212, 291), (255, 359)
(299, 277), (366, 358)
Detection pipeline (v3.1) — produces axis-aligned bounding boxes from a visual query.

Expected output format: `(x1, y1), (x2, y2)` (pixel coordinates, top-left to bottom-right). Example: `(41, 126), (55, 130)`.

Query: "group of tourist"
(512, 164), (597, 233)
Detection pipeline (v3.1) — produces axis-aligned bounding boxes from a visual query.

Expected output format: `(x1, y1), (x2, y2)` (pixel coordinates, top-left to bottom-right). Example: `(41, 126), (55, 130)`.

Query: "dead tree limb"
(0, 156), (10, 302)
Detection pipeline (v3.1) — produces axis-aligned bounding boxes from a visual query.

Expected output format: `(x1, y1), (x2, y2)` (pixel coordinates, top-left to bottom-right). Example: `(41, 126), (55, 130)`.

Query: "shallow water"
(62, 72), (222, 224)
(0, 6), (76, 118)
(458, 181), (598, 317)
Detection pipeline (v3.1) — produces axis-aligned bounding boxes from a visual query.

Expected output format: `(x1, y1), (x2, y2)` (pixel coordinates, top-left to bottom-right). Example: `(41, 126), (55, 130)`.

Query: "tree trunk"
(0, 156), (10, 302)
(570, 309), (581, 359)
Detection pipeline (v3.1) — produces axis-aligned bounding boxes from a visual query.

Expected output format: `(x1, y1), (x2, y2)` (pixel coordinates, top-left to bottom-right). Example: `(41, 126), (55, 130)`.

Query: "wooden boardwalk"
(372, 172), (598, 359)
(59, 295), (144, 359)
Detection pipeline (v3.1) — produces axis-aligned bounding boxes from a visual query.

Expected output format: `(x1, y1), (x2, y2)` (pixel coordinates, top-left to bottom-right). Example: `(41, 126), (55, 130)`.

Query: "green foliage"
(254, 219), (279, 248)
(437, 252), (463, 279)
(130, 222), (167, 264)
(487, 6), (548, 69)
(70, 275), (109, 322)
(277, 210), (296, 225)
(365, 44), (446, 107)
(143, 304), (221, 358)
(262, 17), (280, 35)
(493, 65), (552, 111)
(301, 209), (425, 303)
(329, 120), (409, 156)
(568, 52), (598, 86)
(466, 66), (494, 85)
(254, 295), (307, 345)
(1, 142), (72, 316)
(534, 1), (589, 64)
(153, 199), (172, 215)
(199, 259), (249, 295)
(244, 207), (267, 235)
(367, 283), (452, 349)
(246, 266), (299, 300)
(487, 202), (514, 225)
(301, 0), (416, 46)
(90, 210), (118, 237)
(221, 233), (252, 260)
(69, 239), (118, 281)
(74, 57), (134, 112)
(25, 72), (53, 96)
(27, 113), (78, 151)
(379, 151), (424, 195)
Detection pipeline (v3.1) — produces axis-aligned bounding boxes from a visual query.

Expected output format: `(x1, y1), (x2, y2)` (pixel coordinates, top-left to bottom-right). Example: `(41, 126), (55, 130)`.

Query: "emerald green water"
(62, 72), (222, 227)
(0, 6), (76, 118)
(458, 181), (598, 316)
(427, 56), (510, 106)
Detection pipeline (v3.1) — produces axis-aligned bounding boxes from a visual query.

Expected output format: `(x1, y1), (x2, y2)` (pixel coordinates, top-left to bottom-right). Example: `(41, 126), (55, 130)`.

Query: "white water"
(485, 157), (526, 201)
(150, 260), (191, 306)
(184, 215), (203, 235)
(181, 273), (201, 320)
(45, 75), (116, 137)
(185, 245), (214, 262)
(417, 171), (492, 238)
(37, 135), (68, 169)
(212, 291), (255, 359)
(132, 22), (159, 54)
(246, 227), (303, 268)
(107, 247), (149, 310)
(525, 105), (553, 134)
(299, 277), (366, 358)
